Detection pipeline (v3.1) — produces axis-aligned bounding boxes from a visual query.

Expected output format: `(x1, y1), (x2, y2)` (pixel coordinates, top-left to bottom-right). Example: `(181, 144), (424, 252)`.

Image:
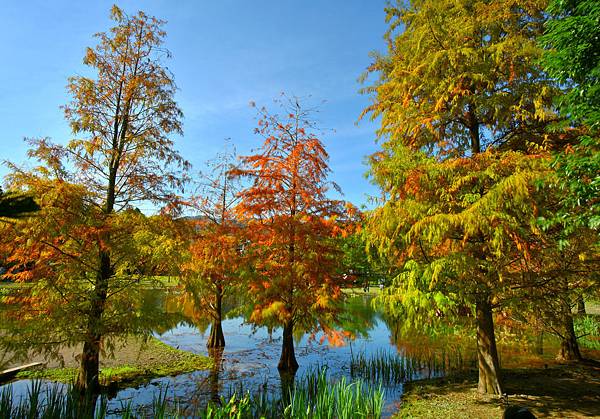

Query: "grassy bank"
(14, 337), (212, 388)
(396, 362), (600, 418)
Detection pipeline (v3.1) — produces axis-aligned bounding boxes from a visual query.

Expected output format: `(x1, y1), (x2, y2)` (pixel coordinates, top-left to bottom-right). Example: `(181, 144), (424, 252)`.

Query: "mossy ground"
(396, 361), (600, 419)
(14, 336), (212, 387)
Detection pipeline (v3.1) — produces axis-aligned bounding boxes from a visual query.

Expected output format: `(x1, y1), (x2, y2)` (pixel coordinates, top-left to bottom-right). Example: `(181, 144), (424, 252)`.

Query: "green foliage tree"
(516, 0), (600, 357)
(361, 0), (561, 394)
(540, 0), (600, 236)
(338, 225), (392, 289)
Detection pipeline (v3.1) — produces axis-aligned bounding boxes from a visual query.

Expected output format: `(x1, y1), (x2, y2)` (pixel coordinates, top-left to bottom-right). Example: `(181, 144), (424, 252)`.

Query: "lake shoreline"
(10, 336), (213, 390)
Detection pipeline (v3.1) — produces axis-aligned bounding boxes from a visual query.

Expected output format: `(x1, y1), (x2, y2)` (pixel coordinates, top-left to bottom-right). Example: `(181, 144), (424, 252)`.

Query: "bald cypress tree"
(362, 0), (561, 394)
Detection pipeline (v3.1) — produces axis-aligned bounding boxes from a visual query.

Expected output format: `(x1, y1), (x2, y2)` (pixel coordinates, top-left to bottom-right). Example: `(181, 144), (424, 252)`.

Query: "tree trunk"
(207, 320), (225, 349)
(77, 338), (101, 394)
(475, 295), (503, 395)
(577, 296), (586, 314)
(278, 319), (299, 373)
(557, 300), (582, 361)
(76, 250), (110, 394)
(207, 287), (225, 348)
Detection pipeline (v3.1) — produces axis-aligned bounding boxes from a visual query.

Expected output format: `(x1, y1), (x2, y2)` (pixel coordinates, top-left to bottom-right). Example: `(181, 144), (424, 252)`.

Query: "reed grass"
(350, 348), (466, 385)
(0, 381), (108, 419)
(0, 367), (384, 418)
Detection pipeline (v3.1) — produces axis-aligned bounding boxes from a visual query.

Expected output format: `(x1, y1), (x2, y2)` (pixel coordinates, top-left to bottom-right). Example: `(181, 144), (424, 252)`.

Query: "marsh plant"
(0, 381), (107, 419)
(0, 367), (384, 418)
(350, 349), (466, 386)
(280, 368), (384, 419)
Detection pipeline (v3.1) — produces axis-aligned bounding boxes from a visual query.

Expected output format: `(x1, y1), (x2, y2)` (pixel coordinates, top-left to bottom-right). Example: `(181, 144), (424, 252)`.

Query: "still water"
(3, 293), (458, 417)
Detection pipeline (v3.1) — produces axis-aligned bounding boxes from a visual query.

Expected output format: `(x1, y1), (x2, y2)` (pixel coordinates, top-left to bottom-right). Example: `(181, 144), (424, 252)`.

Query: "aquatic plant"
(275, 367), (383, 419)
(0, 381), (107, 418)
(0, 367), (384, 418)
(201, 367), (383, 418)
(350, 349), (466, 386)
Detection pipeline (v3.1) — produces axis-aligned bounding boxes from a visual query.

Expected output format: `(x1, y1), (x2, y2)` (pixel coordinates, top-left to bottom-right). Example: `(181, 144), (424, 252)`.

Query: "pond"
(2, 292), (462, 417)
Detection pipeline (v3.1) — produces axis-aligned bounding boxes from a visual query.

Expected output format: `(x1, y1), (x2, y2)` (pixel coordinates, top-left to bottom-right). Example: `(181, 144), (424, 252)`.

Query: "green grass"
(15, 337), (212, 387)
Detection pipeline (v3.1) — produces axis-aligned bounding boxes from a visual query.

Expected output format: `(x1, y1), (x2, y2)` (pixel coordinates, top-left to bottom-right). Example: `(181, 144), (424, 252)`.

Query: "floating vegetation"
(350, 349), (467, 386)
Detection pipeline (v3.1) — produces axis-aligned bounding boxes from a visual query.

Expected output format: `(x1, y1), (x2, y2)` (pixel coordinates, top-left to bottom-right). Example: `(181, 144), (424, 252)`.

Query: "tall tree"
(3, 5), (187, 393)
(181, 145), (244, 349)
(233, 97), (350, 373)
(361, 0), (560, 394)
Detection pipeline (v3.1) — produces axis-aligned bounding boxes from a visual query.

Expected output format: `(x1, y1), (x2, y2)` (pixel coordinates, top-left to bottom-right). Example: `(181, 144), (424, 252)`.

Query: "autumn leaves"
(232, 100), (350, 372)
(1, 4), (354, 391)
(181, 99), (353, 372)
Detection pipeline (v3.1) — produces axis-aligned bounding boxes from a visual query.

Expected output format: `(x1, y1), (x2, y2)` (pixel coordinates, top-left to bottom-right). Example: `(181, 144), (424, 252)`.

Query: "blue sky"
(1, 1), (387, 209)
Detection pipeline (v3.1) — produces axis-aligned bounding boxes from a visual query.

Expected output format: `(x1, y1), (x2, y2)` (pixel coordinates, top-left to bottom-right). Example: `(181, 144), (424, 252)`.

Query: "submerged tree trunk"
(278, 319), (299, 373)
(207, 319), (225, 349)
(207, 286), (225, 348)
(475, 294), (503, 395)
(557, 300), (582, 361)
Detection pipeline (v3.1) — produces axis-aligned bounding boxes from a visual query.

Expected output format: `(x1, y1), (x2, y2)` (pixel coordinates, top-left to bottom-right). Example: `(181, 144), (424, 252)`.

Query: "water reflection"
(147, 293), (404, 416)
(1, 292), (462, 417)
(207, 348), (224, 405)
(6, 293), (396, 413)
(0, 288), (185, 372)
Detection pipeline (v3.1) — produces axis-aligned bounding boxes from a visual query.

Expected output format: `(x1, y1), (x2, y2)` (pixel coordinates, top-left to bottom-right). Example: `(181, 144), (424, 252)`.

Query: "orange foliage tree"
(232, 97), (351, 373)
(2, 5), (187, 393)
(180, 146), (245, 349)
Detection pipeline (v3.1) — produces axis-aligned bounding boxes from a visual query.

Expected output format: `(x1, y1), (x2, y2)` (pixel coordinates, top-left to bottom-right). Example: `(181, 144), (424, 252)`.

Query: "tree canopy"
(361, 0), (562, 395)
(540, 0), (600, 236)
